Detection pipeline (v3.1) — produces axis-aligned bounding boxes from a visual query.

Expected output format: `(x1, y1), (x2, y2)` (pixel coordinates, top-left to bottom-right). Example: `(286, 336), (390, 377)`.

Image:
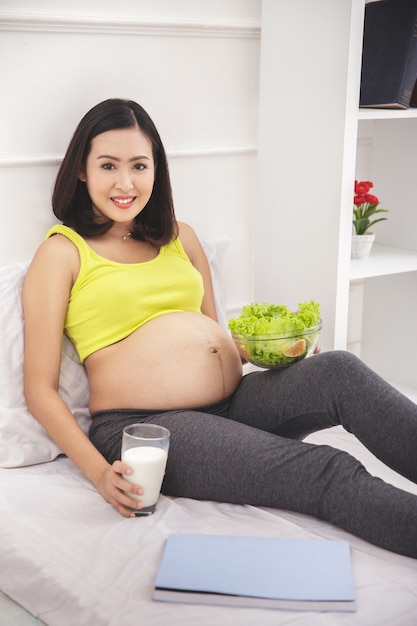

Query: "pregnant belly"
(86, 312), (243, 412)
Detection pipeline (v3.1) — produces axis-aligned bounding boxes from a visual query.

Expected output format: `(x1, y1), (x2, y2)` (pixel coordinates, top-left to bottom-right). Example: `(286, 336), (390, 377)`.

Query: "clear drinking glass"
(121, 423), (170, 516)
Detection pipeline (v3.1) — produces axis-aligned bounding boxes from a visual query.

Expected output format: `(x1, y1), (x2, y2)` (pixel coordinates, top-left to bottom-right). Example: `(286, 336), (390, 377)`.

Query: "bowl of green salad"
(228, 301), (322, 369)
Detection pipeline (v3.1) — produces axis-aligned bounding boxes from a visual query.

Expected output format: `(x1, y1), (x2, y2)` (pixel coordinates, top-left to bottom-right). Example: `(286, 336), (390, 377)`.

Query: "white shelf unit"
(353, 110), (417, 390)
(256, 0), (417, 395)
(350, 244), (417, 280)
(358, 108), (417, 120)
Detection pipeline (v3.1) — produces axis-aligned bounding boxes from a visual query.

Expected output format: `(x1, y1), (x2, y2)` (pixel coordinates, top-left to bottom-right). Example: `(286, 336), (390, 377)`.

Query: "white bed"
(1, 427), (417, 626)
(1, 248), (417, 626)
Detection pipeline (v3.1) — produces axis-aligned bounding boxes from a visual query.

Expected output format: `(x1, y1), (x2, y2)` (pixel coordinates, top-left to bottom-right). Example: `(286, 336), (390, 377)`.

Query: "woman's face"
(79, 126), (155, 227)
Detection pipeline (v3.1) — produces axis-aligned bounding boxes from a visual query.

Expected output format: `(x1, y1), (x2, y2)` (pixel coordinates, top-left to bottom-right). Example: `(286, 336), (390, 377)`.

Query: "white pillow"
(0, 237), (229, 468)
(0, 260), (90, 468)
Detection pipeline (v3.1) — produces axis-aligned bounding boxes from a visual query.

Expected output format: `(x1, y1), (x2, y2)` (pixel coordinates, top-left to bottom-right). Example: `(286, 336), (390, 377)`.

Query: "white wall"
(0, 0), (261, 316)
(255, 0), (364, 351)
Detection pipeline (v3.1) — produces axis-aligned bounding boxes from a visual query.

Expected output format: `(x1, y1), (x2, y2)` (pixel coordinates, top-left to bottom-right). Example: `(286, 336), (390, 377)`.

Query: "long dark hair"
(52, 99), (177, 244)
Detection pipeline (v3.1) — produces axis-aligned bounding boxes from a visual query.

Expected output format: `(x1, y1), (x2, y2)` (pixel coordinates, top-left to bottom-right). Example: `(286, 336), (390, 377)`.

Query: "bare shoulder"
(177, 221), (199, 242)
(39, 230), (79, 255)
(177, 222), (204, 260)
(26, 232), (80, 287)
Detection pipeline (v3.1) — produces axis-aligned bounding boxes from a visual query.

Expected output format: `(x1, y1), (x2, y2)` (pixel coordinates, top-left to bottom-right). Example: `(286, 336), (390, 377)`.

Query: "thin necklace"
(104, 230), (132, 240)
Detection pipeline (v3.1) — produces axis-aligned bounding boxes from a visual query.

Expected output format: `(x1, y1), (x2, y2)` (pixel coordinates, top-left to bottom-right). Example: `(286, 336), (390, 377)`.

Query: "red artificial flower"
(352, 180), (388, 236)
(354, 180), (373, 195)
(354, 195), (367, 205)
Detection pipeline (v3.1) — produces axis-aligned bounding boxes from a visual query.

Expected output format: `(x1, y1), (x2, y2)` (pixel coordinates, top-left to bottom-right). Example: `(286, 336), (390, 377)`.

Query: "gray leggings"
(89, 350), (417, 558)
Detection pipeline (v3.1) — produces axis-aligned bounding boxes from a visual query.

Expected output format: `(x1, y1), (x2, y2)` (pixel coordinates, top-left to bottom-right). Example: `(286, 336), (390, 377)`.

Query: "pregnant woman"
(23, 98), (417, 558)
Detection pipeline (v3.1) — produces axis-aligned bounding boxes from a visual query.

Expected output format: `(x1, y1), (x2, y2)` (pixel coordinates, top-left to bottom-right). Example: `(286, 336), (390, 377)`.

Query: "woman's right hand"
(96, 460), (145, 518)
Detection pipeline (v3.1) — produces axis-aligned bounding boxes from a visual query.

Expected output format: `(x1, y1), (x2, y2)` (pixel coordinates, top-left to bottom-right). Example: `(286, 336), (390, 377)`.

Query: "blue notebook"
(153, 534), (356, 612)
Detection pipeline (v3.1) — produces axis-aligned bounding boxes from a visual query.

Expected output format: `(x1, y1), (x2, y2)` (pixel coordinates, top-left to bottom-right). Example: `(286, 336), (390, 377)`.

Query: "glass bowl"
(231, 321), (322, 369)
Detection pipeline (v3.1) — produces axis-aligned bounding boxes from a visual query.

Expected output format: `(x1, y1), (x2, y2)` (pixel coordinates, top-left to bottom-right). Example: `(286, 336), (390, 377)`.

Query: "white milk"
(122, 446), (168, 507)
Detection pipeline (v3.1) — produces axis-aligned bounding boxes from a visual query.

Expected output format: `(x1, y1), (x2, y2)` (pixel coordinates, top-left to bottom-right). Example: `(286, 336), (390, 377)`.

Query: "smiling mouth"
(111, 196), (136, 207)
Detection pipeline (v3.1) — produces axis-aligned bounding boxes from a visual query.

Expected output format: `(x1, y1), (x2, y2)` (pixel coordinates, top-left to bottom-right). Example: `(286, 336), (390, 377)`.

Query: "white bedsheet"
(0, 426), (416, 626)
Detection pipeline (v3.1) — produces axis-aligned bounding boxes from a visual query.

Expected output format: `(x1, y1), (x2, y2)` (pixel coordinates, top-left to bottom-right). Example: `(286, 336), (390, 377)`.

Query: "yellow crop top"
(46, 225), (204, 362)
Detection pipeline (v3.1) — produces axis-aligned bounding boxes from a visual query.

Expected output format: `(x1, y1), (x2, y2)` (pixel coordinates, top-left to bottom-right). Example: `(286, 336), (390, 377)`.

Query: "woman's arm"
(23, 236), (142, 517)
(177, 222), (218, 321)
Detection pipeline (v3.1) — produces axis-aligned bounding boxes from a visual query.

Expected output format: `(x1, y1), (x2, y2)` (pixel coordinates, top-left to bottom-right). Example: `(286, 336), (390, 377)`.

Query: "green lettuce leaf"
(228, 300), (321, 368)
(228, 300), (321, 336)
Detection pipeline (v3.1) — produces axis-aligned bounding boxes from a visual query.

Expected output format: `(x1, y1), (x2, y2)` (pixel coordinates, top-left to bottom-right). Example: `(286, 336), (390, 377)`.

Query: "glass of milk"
(121, 423), (170, 516)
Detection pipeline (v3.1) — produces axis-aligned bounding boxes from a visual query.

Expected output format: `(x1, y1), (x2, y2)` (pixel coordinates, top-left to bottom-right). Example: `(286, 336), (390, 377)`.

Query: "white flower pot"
(351, 233), (375, 260)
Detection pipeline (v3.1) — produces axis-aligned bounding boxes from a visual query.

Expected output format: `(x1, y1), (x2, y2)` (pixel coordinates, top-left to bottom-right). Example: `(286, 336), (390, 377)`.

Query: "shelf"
(358, 108), (417, 120)
(350, 243), (417, 280)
